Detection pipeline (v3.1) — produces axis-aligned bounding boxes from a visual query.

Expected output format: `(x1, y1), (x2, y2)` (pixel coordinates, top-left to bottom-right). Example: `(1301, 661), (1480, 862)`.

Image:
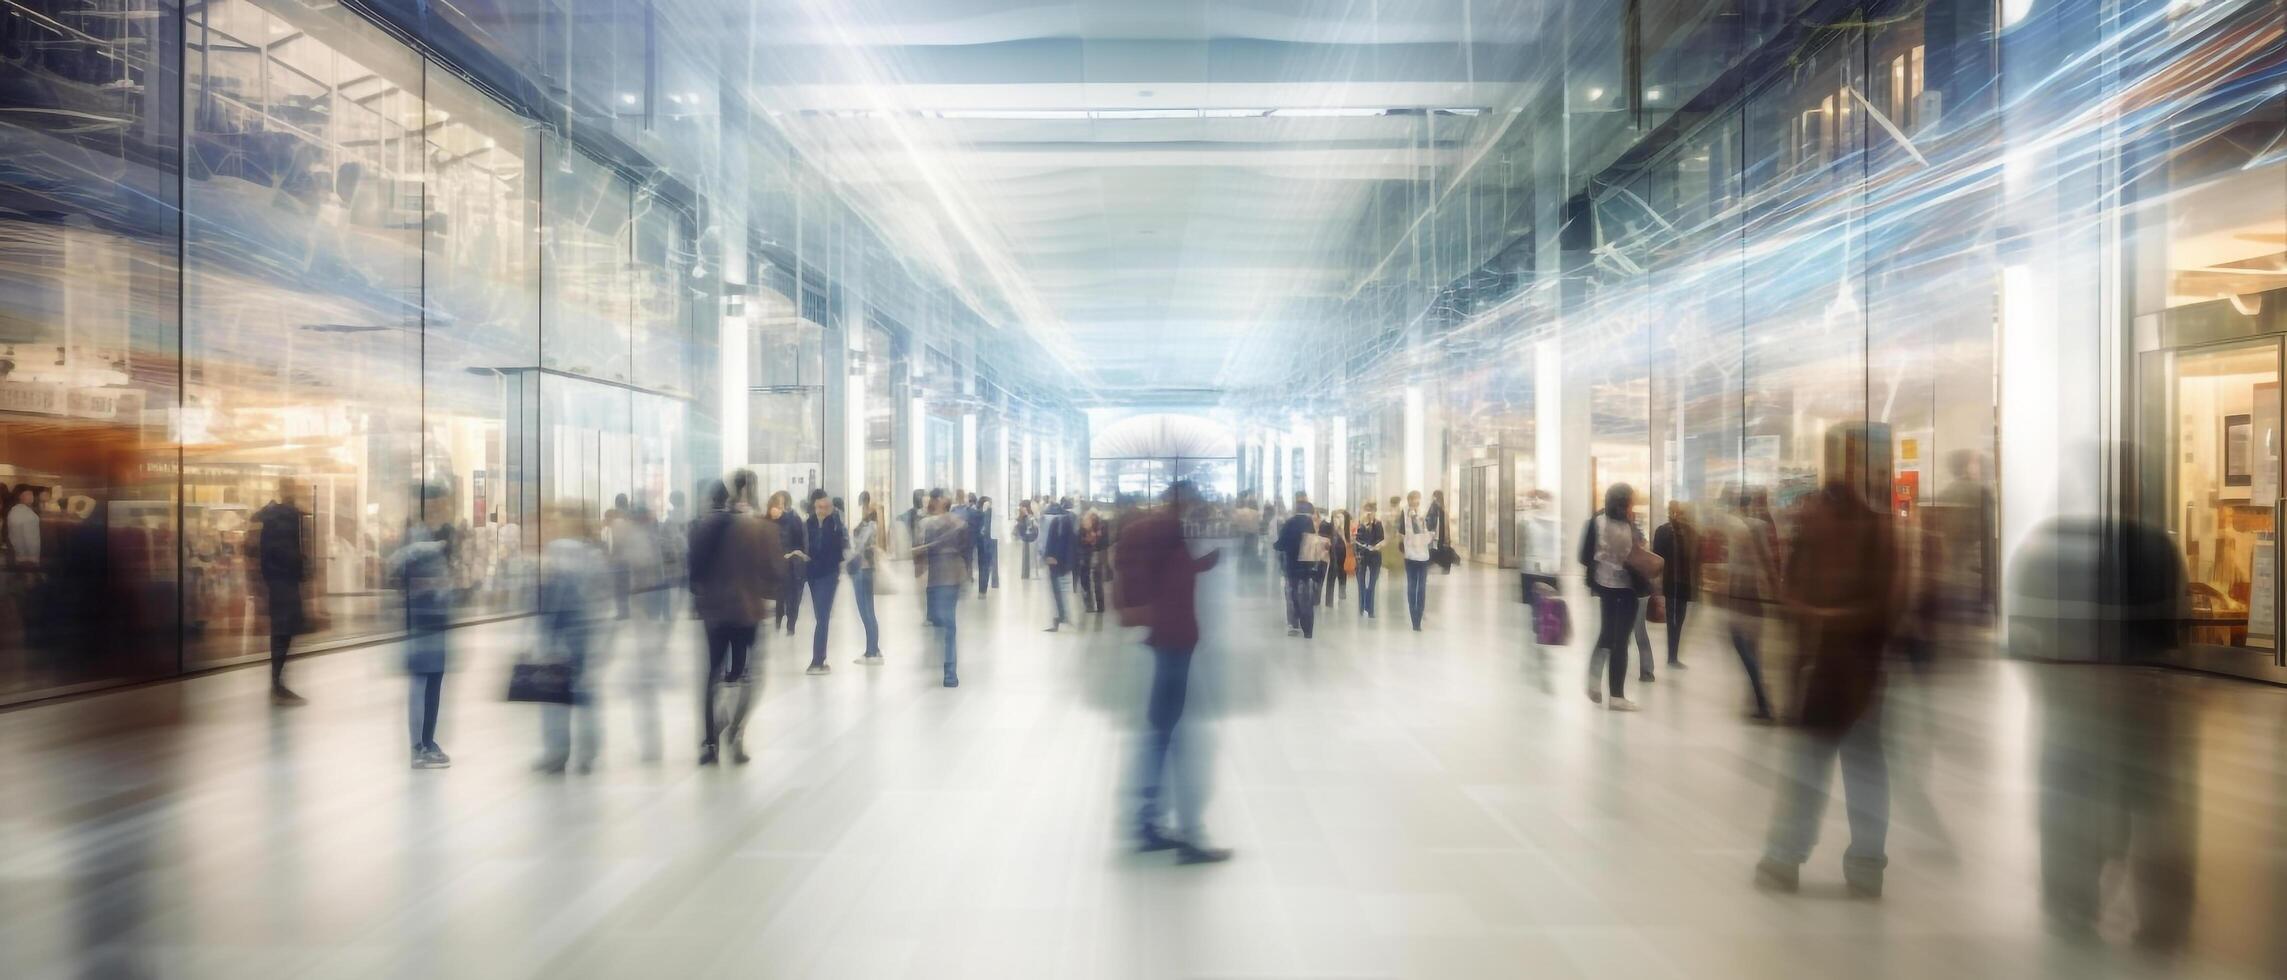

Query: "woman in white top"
(1400, 491), (1435, 631)
(1578, 483), (1644, 710)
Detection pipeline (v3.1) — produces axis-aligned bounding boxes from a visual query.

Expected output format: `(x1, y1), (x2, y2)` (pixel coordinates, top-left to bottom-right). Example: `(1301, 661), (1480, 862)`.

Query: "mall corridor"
(11, 0), (2287, 976)
(3, 561), (2284, 980)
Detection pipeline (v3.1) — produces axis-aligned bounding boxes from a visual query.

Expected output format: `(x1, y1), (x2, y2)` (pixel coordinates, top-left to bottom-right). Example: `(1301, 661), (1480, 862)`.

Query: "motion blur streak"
(6, 0), (2287, 978)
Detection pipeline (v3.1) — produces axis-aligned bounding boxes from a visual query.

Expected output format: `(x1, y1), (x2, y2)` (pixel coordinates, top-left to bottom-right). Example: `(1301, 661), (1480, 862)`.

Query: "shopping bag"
(1534, 593), (1571, 646)
(506, 660), (575, 704)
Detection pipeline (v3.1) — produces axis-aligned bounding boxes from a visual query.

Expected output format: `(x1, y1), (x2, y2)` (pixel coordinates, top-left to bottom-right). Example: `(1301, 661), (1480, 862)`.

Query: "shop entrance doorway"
(2139, 338), (2286, 678)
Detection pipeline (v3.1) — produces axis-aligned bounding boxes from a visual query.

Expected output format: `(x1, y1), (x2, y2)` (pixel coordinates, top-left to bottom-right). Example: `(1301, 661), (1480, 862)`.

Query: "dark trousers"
(1665, 594), (1691, 664)
(1135, 644), (1198, 837)
(1075, 556), (1097, 611)
(777, 567), (805, 633)
(409, 672), (444, 750)
(1285, 568), (1320, 637)
(1404, 559), (1430, 629)
(1357, 558), (1381, 616)
(269, 633), (291, 686)
(702, 620), (757, 745)
(977, 540), (999, 593)
(1591, 586), (1639, 699)
(808, 575), (838, 666)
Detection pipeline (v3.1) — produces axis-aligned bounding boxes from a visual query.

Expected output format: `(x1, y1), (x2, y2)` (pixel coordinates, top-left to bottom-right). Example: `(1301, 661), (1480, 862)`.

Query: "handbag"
(1623, 540), (1664, 588)
(1646, 594), (1668, 624)
(506, 660), (575, 704)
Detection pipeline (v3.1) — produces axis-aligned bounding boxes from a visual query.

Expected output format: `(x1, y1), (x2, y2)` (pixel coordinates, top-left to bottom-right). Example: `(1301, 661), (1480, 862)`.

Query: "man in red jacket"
(1114, 481), (1230, 864)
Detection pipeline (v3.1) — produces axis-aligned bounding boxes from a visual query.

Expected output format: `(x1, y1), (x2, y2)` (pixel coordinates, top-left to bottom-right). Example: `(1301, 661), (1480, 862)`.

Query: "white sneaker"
(1287, 627), (1301, 636)
(1608, 697), (1641, 712)
(805, 664), (831, 675)
(856, 654), (885, 666)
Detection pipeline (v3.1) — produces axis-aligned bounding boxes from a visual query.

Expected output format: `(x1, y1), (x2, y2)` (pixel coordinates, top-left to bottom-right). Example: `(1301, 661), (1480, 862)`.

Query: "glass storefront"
(0, 0), (709, 703)
(2126, 0), (2287, 677)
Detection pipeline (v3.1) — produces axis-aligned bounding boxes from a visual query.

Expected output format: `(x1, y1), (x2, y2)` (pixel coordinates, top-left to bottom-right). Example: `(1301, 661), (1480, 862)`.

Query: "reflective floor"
(3, 556), (2283, 979)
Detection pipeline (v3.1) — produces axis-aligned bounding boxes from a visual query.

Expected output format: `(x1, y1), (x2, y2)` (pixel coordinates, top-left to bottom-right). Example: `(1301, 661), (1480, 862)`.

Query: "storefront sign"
(68, 389), (119, 420)
(0, 380), (66, 416)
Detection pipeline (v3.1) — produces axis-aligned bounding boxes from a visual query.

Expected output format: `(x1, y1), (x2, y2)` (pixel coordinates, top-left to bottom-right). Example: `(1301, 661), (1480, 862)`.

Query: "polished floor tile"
(2, 556), (2283, 979)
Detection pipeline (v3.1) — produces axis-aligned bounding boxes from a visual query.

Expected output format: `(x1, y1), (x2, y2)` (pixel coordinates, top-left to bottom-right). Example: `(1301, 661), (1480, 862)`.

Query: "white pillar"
(1331, 415), (1349, 509)
(1023, 433), (1036, 500)
(1296, 420), (1317, 502)
(909, 396), (927, 493)
(961, 412), (977, 494)
(719, 314), (748, 470)
(1535, 340), (1561, 507)
(846, 338), (866, 500)
(1403, 384), (1426, 496)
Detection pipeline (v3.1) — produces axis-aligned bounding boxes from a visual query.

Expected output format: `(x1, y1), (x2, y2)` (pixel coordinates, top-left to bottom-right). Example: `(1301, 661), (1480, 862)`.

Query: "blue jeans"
(1048, 568), (1071, 624)
(1356, 557), (1381, 616)
(1134, 644), (1204, 839)
(927, 585), (960, 679)
(1728, 611), (1773, 717)
(539, 621), (598, 766)
(1404, 559), (1430, 628)
(1765, 705), (1889, 873)
(852, 567), (880, 655)
(976, 540), (998, 593)
(807, 575), (838, 666)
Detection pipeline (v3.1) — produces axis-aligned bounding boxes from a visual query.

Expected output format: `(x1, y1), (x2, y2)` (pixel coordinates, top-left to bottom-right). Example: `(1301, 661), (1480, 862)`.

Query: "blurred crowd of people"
(91, 416), (2211, 926)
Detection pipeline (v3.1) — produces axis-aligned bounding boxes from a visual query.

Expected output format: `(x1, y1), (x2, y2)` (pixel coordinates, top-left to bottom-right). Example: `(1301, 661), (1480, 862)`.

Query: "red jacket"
(1113, 509), (1218, 650)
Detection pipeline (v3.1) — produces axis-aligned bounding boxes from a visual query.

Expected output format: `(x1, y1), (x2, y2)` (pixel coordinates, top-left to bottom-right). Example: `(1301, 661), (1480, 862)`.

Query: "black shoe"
(699, 744), (719, 766)
(1175, 844), (1234, 865)
(270, 686), (307, 706)
(1640, 672), (1656, 682)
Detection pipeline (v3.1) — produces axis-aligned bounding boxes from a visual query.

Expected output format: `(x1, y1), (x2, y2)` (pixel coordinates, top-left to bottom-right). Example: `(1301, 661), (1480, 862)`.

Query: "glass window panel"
(0, 0), (185, 698)
(632, 196), (693, 394)
(541, 373), (632, 534)
(423, 64), (538, 619)
(749, 388), (821, 501)
(542, 145), (633, 383)
(1740, 38), (1868, 515)
(183, 0), (424, 667)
